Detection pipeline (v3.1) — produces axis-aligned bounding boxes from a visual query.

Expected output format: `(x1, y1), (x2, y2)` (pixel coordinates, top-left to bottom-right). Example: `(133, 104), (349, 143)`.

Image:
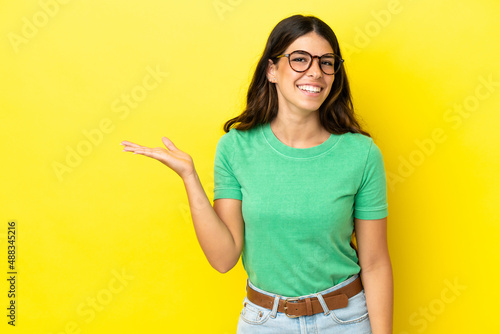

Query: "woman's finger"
(122, 145), (144, 153)
(121, 140), (141, 148)
(161, 137), (178, 151)
(130, 147), (165, 160)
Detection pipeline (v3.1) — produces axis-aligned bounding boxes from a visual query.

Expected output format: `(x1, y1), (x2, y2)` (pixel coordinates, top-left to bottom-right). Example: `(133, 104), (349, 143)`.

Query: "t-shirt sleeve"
(354, 139), (389, 220)
(213, 132), (242, 201)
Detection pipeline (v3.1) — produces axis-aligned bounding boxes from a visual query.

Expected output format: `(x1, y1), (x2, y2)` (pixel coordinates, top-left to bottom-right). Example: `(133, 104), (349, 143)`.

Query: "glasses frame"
(275, 50), (344, 75)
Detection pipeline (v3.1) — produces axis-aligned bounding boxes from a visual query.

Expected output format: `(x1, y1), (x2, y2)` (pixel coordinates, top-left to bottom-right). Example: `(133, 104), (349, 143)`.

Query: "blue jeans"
(236, 274), (372, 333)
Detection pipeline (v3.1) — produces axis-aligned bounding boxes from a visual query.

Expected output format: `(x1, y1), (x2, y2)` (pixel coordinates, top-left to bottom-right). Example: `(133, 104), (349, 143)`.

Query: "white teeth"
(298, 85), (321, 93)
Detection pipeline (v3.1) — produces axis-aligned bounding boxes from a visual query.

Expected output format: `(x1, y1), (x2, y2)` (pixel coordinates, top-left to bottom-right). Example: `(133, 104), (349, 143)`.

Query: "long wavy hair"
(223, 15), (370, 137)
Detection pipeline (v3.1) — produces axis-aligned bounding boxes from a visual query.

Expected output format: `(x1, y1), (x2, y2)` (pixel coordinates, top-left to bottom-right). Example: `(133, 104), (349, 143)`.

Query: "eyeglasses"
(275, 50), (344, 75)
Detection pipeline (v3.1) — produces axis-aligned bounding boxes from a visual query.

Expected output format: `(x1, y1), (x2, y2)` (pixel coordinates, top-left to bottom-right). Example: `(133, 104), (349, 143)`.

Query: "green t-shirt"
(213, 122), (388, 297)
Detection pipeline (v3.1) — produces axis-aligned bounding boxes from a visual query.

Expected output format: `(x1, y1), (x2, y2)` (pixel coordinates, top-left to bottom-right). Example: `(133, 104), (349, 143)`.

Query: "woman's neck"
(269, 111), (330, 148)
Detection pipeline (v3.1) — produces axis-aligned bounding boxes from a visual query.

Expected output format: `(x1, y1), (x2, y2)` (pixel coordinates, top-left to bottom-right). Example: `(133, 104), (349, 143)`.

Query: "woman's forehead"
(284, 32), (334, 55)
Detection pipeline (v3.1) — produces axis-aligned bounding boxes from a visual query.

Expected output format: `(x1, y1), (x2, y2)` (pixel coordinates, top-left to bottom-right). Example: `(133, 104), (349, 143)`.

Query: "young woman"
(121, 14), (393, 334)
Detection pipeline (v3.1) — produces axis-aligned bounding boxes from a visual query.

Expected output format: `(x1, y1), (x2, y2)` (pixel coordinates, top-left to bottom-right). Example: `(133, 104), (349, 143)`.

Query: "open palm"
(121, 137), (194, 179)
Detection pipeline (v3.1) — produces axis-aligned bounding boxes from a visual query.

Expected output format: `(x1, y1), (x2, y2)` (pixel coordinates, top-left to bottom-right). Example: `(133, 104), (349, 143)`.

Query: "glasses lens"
(320, 54), (336, 75)
(289, 51), (312, 72)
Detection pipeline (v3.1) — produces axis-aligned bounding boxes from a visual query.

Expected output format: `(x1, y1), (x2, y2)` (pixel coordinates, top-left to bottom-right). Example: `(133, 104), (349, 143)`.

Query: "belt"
(246, 276), (363, 318)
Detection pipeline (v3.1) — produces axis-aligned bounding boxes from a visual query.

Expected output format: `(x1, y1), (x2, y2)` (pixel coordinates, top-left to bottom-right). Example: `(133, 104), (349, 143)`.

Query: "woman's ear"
(267, 59), (276, 83)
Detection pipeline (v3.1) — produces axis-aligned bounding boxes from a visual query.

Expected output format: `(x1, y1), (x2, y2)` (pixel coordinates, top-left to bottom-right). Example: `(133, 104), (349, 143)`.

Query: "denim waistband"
(246, 274), (361, 318)
(246, 273), (360, 300)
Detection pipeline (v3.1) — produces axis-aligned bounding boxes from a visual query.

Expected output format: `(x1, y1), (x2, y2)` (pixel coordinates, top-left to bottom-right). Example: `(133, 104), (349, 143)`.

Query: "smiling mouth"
(297, 85), (322, 93)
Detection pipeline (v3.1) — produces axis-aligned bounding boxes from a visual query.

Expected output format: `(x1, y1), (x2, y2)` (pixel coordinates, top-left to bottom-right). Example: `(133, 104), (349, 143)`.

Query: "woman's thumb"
(162, 136), (178, 151)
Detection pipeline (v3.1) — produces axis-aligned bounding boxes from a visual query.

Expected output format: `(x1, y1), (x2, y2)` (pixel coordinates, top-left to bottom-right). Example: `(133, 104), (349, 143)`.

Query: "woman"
(122, 14), (393, 334)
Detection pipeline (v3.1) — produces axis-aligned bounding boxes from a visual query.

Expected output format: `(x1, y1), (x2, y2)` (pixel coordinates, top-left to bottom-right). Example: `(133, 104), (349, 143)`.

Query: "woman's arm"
(354, 217), (393, 334)
(121, 137), (244, 273)
(183, 172), (244, 273)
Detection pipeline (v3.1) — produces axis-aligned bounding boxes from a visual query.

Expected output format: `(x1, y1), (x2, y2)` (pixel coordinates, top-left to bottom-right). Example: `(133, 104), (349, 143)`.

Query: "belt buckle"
(283, 297), (300, 318)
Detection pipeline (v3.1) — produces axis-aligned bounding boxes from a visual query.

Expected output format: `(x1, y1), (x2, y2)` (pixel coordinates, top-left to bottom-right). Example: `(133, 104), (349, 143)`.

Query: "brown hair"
(223, 15), (370, 137)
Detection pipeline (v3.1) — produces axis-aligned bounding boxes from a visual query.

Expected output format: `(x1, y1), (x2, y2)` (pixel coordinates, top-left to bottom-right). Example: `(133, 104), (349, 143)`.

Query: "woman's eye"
(322, 61), (334, 67)
(292, 57), (307, 62)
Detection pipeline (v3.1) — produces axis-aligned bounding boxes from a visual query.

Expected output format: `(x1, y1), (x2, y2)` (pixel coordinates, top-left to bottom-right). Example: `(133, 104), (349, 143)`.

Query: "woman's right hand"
(121, 137), (195, 180)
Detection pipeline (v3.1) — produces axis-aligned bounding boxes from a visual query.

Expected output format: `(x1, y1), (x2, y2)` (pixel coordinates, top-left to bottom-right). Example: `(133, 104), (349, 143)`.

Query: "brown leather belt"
(246, 277), (363, 318)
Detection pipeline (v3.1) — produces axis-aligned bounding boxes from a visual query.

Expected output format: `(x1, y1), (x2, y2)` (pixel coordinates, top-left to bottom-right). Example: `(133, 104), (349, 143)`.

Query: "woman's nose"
(307, 57), (323, 78)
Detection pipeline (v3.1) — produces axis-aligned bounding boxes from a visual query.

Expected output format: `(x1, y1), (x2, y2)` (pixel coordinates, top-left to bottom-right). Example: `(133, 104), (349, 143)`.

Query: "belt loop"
(315, 293), (330, 315)
(305, 297), (313, 316)
(270, 295), (280, 318)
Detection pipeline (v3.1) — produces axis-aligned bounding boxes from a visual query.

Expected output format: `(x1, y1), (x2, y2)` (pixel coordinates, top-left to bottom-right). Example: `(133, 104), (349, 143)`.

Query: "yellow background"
(1, 0), (499, 333)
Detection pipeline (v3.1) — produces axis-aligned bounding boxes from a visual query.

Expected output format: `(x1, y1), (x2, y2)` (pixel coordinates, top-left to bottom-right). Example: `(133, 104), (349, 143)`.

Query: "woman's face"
(268, 32), (335, 117)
